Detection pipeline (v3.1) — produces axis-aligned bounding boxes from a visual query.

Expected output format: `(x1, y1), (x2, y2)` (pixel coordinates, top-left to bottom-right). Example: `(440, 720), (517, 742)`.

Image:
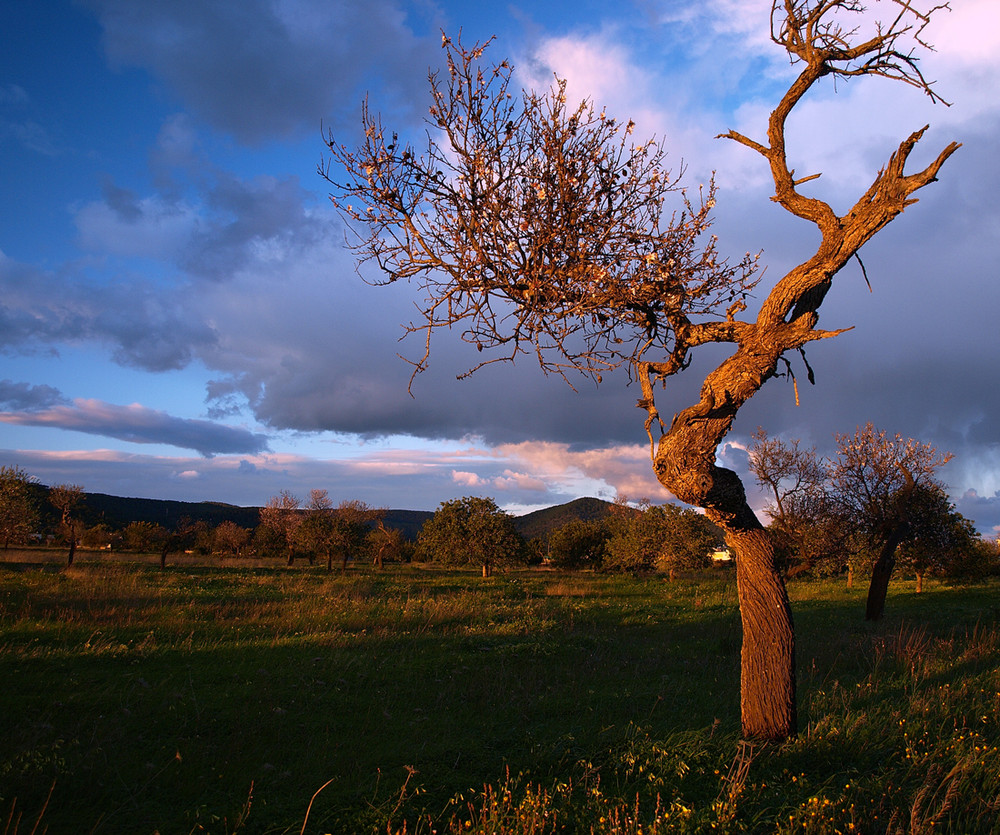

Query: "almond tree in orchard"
(323, 2), (959, 740)
(829, 423), (953, 620)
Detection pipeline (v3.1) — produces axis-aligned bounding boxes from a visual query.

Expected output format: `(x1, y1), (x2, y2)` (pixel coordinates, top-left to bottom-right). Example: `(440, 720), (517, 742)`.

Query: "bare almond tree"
(323, 1), (959, 740)
(50, 484), (84, 567)
(259, 490), (302, 566)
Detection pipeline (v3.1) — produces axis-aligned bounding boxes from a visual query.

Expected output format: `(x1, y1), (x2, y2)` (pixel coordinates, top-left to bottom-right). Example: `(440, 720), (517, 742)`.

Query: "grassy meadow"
(1, 552), (999, 833)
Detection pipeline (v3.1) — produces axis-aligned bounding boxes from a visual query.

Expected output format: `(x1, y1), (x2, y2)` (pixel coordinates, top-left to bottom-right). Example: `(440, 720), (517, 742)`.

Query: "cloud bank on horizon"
(1, 0), (998, 535)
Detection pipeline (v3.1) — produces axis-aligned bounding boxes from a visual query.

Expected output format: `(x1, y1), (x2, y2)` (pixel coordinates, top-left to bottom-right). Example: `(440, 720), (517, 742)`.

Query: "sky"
(1, 0), (998, 536)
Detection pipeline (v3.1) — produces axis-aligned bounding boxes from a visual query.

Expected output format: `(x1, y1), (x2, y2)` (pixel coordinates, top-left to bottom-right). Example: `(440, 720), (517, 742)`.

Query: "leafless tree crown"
(323, 35), (759, 389)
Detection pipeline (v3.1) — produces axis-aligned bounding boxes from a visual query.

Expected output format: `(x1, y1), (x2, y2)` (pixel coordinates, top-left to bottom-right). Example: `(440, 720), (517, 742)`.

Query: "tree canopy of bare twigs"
(323, 34), (759, 389)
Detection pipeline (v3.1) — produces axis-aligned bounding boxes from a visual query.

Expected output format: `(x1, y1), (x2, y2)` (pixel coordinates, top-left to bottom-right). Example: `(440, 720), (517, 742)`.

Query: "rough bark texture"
(732, 528), (797, 739)
(656, 430), (797, 739)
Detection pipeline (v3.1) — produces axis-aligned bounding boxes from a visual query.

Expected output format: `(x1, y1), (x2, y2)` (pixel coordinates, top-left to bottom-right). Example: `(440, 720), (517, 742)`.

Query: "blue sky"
(2, 0), (999, 536)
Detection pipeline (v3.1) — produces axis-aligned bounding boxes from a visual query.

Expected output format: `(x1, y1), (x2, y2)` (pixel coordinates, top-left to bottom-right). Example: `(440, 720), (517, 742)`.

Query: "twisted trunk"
(656, 412), (797, 739)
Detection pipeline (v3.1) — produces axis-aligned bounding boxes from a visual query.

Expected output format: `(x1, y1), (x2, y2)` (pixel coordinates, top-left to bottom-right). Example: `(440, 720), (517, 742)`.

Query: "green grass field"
(1, 554), (999, 833)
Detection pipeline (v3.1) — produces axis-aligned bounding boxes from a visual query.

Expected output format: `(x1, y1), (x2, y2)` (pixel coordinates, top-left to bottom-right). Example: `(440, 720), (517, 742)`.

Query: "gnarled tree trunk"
(730, 525), (797, 739)
(656, 425), (796, 739)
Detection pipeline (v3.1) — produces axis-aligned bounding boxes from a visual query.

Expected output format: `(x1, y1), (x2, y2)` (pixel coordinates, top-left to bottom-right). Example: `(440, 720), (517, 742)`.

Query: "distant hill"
(52, 489), (610, 541)
(513, 497), (616, 540)
(78, 493), (262, 531)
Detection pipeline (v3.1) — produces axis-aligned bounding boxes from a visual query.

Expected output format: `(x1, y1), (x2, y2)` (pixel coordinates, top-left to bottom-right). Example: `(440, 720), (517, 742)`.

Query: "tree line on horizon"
(3, 422), (998, 594)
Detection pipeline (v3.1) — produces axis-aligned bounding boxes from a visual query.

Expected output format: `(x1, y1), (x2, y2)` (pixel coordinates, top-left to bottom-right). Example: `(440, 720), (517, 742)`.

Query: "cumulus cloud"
(0, 396), (269, 457)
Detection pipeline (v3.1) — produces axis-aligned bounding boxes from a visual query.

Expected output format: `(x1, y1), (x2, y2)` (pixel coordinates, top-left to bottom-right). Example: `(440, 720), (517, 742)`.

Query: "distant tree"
(547, 518), (608, 569)
(123, 521), (169, 554)
(330, 500), (377, 571)
(603, 499), (721, 577)
(655, 504), (723, 580)
(49, 484), (84, 566)
(259, 491), (303, 566)
(251, 522), (285, 561)
(191, 521), (215, 556)
(749, 429), (825, 526)
(294, 492), (378, 571)
(324, 2), (959, 740)
(368, 516), (403, 569)
(895, 484), (978, 592)
(604, 499), (661, 573)
(212, 520), (251, 557)
(81, 523), (117, 551)
(0, 465), (39, 550)
(748, 430), (848, 578)
(295, 489), (333, 566)
(159, 517), (200, 569)
(418, 496), (524, 577)
(951, 537), (1000, 580)
(829, 424), (952, 620)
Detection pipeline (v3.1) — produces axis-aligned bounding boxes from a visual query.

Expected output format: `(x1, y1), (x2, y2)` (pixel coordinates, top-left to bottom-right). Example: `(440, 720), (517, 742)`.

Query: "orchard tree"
(331, 498), (377, 571)
(655, 504), (723, 580)
(748, 429), (848, 577)
(604, 498), (721, 577)
(49, 484), (84, 566)
(829, 423), (952, 620)
(324, 2), (959, 739)
(259, 491), (302, 566)
(547, 518), (609, 569)
(159, 517), (199, 569)
(0, 465), (39, 550)
(748, 429), (825, 533)
(213, 520), (251, 557)
(368, 516), (404, 568)
(297, 488), (335, 566)
(123, 521), (168, 554)
(604, 499), (663, 573)
(418, 496), (523, 577)
(896, 483), (978, 592)
(82, 523), (116, 551)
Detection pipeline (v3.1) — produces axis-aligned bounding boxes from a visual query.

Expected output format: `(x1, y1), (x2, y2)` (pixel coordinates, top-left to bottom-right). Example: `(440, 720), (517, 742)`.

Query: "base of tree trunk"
(866, 537), (901, 621)
(730, 528), (797, 740)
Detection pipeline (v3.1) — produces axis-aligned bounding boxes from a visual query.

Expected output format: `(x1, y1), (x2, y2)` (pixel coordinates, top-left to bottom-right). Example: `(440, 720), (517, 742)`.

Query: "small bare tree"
(50, 484), (84, 567)
(323, 1), (959, 740)
(259, 490), (302, 566)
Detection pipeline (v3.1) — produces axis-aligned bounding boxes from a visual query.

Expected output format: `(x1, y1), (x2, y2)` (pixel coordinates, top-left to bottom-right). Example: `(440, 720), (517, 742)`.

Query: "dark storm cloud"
(181, 174), (326, 280)
(0, 397), (269, 457)
(0, 380), (70, 411)
(0, 249), (219, 371)
(81, 0), (439, 144)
